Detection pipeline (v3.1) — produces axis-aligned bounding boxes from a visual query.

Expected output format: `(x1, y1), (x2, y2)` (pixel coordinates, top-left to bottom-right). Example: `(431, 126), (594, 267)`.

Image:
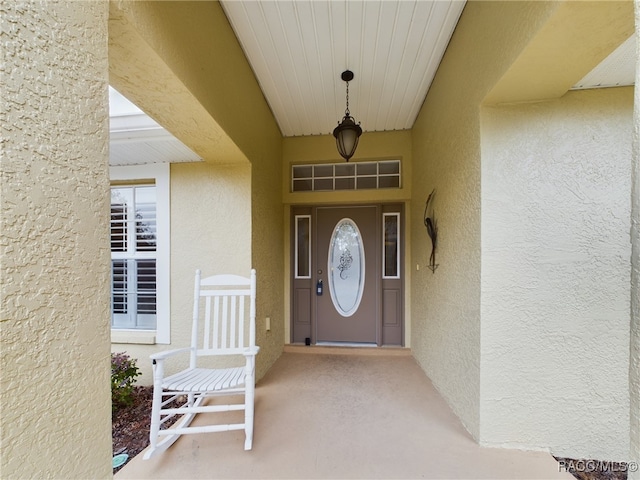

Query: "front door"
(316, 206), (378, 344)
(291, 204), (403, 346)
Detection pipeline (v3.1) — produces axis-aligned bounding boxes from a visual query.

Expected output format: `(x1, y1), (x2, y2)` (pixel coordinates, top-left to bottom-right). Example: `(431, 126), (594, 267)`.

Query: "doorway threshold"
(284, 344), (411, 357)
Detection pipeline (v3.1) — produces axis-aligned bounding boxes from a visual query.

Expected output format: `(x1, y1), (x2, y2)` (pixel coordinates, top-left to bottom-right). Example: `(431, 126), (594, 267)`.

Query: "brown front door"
(291, 204), (403, 346)
(315, 206), (379, 344)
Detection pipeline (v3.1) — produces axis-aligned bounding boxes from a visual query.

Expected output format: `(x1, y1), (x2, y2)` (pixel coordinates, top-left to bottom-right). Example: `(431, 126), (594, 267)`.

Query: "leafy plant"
(111, 352), (141, 412)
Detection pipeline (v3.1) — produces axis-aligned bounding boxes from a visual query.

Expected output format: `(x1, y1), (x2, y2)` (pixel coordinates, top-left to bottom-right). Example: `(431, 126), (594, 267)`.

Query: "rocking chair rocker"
(144, 269), (259, 459)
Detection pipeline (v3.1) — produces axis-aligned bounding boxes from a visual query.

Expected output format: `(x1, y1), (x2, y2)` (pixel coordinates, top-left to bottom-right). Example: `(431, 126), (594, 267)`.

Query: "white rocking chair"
(144, 269), (259, 460)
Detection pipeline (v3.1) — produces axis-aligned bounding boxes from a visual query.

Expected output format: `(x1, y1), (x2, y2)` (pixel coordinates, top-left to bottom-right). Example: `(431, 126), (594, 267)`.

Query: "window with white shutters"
(110, 163), (170, 344)
(110, 185), (158, 330)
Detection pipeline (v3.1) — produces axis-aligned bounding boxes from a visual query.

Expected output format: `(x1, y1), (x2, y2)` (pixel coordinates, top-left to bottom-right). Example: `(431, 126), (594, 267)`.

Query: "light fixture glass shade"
(333, 115), (362, 162)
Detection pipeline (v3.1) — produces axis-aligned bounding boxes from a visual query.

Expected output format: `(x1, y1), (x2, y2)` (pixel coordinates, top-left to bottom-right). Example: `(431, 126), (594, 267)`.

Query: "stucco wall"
(480, 88), (633, 460)
(112, 162), (252, 384)
(407, 1), (560, 439)
(410, 0), (633, 448)
(0, 1), (112, 478)
(629, 2), (640, 477)
(109, 1), (285, 381)
(252, 153), (286, 380)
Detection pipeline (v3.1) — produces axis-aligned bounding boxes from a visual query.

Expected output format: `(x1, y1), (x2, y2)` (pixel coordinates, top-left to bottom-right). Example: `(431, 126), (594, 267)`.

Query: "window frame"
(294, 215), (312, 279)
(382, 212), (401, 280)
(291, 160), (401, 192)
(110, 163), (170, 344)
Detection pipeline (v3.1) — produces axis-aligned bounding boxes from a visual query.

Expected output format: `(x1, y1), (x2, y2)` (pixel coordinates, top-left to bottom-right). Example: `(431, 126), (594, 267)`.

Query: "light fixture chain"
(345, 80), (350, 116)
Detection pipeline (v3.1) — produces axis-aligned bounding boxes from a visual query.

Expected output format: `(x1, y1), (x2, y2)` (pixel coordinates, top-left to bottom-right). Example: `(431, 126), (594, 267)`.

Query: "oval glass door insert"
(328, 218), (365, 317)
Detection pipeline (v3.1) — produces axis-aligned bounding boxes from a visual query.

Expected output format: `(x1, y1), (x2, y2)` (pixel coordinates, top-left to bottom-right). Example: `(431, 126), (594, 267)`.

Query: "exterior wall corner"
(1, 1), (112, 478)
(628, 1), (640, 477)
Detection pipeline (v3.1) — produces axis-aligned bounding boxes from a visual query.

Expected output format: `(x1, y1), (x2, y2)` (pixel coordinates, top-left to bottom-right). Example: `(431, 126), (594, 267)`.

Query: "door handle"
(316, 279), (323, 296)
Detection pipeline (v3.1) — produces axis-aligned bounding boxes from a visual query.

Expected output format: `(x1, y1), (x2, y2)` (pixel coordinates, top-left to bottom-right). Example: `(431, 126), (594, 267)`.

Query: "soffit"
(572, 34), (636, 90)
(220, 0), (466, 137)
(109, 87), (202, 167)
(484, 1), (635, 105)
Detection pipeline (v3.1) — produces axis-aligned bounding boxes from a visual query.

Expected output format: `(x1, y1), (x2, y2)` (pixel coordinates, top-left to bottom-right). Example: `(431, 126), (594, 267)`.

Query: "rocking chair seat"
(163, 367), (246, 392)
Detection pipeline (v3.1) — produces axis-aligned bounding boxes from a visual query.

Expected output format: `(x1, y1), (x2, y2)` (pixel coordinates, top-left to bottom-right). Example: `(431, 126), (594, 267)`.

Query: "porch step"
(283, 344), (411, 357)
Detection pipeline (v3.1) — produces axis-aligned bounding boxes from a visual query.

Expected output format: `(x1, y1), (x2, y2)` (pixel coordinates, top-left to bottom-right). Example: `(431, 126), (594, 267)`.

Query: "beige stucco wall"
(408, 1), (559, 439)
(410, 0), (634, 447)
(110, 1), (279, 165)
(480, 88), (633, 460)
(112, 162), (252, 384)
(630, 2), (640, 477)
(1, 1), (112, 478)
(250, 126), (285, 381)
(109, 1), (285, 381)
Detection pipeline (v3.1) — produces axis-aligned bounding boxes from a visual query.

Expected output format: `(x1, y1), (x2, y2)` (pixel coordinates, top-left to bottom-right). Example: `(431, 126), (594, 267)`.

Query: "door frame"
(290, 203), (404, 346)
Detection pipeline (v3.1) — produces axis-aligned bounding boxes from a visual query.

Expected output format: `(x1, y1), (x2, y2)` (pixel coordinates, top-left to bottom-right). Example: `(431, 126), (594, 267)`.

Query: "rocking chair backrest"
(190, 269), (257, 368)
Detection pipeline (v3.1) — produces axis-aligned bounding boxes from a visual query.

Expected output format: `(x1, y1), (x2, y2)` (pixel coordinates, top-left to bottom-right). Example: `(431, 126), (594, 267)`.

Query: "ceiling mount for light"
(333, 70), (362, 162)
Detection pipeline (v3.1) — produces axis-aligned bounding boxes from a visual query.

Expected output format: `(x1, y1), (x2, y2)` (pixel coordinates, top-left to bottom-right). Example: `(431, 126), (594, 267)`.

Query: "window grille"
(291, 160), (401, 192)
(110, 185), (157, 330)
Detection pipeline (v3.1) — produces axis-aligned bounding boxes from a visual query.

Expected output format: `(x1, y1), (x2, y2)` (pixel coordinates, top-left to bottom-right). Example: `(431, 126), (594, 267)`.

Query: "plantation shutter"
(110, 185), (157, 329)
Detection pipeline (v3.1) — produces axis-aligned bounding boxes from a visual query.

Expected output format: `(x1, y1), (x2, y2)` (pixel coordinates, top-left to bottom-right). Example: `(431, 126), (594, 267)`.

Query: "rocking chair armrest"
(150, 347), (191, 362)
(242, 346), (260, 357)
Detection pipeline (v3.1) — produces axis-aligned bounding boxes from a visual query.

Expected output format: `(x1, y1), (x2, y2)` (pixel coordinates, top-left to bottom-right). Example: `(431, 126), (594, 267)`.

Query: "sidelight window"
(383, 213), (400, 279)
(295, 215), (311, 279)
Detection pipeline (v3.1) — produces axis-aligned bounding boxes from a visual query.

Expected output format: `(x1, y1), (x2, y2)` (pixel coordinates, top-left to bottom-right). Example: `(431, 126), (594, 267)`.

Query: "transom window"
(292, 160), (401, 192)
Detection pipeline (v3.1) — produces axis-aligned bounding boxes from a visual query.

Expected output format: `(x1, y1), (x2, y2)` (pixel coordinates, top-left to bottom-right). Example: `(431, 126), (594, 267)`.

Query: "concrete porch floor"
(116, 347), (573, 479)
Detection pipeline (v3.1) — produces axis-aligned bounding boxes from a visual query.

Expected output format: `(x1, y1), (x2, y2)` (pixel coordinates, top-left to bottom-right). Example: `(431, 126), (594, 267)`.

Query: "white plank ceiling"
(109, 1), (635, 165)
(220, 0), (466, 137)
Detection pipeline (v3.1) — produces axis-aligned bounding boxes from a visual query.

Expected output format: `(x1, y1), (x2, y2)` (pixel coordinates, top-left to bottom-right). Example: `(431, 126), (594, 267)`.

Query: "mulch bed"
(112, 386), (155, 473)
(113, 387), (630, 479)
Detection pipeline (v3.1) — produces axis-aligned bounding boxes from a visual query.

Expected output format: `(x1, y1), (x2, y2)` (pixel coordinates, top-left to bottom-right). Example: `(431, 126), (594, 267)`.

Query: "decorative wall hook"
(424, 189), (439, 273)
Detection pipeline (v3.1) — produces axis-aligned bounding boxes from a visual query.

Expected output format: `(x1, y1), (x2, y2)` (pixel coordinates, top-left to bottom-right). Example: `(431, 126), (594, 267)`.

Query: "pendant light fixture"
(333, 70), (362, 162)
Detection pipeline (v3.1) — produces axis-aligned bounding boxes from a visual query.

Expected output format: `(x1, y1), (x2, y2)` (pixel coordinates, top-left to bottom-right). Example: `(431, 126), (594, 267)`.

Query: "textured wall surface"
(0, 1), (112, 478)
(410, 2), (633, 451)
(629, 2), (640, 477)
(409, 1), (560, 439)
(480, 88), (633, 460)
(109, 1), (285, 381)
(251, 139), (286, 380)
(112, 162), (252, 384)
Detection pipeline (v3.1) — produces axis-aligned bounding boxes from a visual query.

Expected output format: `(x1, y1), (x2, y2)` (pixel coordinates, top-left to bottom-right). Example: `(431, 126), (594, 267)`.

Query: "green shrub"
(111, 352), (141, 412)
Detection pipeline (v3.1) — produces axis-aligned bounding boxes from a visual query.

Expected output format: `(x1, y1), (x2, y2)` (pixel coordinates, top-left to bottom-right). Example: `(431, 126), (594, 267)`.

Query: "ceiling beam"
(484, 1), (635, 105)
(108, 1), (247, 165)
